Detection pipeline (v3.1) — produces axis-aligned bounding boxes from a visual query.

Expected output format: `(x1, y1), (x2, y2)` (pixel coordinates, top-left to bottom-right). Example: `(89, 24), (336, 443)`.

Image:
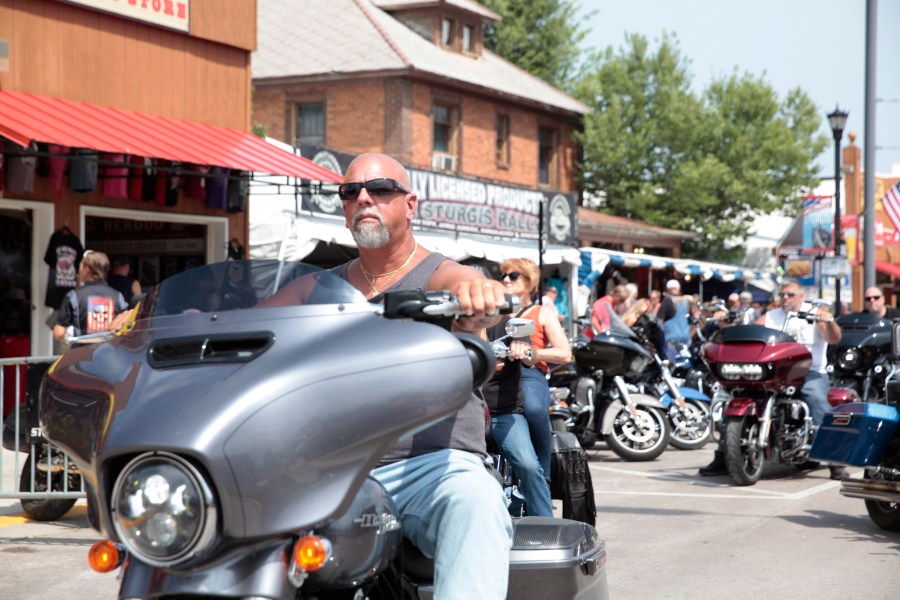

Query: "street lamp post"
(827, 106), (849, 315)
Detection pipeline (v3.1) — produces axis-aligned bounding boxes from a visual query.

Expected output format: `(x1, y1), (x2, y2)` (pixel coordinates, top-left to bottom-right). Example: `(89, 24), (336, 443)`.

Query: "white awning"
(250, 213), (581, 266)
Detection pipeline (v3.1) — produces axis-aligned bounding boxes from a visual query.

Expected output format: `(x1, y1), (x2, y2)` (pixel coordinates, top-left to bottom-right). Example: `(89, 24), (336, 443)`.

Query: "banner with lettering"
(297, 144), (578, 246)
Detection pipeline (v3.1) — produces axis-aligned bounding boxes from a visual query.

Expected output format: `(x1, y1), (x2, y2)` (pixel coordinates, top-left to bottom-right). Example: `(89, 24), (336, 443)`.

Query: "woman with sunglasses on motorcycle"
(498, 258), (572, 488)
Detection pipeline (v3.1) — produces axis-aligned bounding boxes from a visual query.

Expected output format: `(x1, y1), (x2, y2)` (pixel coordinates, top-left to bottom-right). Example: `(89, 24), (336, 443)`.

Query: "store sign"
(297, 144), (579, 246)
(64, 0), (190, 33)
(821, 257), (849, 278)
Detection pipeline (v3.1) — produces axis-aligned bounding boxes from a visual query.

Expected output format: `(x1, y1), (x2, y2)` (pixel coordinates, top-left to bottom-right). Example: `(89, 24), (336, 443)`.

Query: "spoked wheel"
(19, 448), (79, 521)
(668, 400), (712, 450)
(605, 405), (670, 461)
(724, 417), (764, 486)
(864, 438), (900, 531)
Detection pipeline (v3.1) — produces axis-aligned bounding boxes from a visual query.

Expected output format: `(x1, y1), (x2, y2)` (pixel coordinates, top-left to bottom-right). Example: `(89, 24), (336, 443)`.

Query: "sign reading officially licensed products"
(66, 0), (190, 33)
(298, 144), (579, 246)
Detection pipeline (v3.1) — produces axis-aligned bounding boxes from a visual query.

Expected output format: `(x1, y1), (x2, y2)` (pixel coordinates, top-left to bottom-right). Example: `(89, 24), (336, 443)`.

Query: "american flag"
(884, 181), (900, 232)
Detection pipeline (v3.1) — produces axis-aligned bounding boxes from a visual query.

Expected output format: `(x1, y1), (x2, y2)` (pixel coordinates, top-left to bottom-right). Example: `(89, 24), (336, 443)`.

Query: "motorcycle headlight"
(718, 363), (765, 381)
(111, 452), (217, 567)
(837, 348), (859, 370)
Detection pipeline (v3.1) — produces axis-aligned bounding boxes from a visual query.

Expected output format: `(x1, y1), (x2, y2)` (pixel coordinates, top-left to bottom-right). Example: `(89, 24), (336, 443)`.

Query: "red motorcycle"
(703, 314), (856, 486)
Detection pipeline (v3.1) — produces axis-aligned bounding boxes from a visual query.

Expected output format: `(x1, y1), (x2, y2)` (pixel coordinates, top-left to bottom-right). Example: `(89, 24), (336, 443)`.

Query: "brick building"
(250, 0), (589, 281)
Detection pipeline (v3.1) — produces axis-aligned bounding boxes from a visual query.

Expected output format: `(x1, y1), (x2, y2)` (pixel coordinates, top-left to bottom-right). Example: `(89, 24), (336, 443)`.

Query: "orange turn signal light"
(292, 535), (330, 572)
(88, 540), (123, 573)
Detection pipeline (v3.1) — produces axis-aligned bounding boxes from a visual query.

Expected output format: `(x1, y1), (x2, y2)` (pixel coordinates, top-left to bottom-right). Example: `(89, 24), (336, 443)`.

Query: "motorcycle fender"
(119, 538), (296, 599)
(723, 397), (759, 418)
(599, 394), (664, 434)
(677, 386), (710, 402)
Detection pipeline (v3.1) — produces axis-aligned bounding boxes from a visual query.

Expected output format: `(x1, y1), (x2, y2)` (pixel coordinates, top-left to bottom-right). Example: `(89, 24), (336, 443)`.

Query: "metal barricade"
(1, 355), (86, 505)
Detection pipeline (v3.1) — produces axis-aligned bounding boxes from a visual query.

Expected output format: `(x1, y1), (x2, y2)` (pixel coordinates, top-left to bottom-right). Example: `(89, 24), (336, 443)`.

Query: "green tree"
(573, 34), (827, 261)
(481, 0), (590, 90)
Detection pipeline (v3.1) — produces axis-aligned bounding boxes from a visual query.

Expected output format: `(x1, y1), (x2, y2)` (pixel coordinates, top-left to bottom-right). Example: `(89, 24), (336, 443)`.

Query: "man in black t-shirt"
(54, 250), (127, 343)
(861, 286), (900, 320)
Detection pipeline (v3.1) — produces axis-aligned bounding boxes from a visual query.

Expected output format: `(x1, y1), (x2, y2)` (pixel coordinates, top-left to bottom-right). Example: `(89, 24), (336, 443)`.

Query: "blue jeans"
(371, 449), (512, 599)
(490, 413), (554, 517)
(520, 366), (553, 480)
(800, 370), (831, 429)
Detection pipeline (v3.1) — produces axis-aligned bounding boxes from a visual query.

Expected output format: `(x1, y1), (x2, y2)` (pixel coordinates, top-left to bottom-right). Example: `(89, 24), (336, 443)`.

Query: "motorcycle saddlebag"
(550, 431), (596, 526)
(810, 402), (900, 466)
(508, 516), (608, 600)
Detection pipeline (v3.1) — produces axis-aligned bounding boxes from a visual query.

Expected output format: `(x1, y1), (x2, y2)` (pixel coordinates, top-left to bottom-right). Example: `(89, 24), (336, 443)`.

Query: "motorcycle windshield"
(136, 259), (365, 317)
(597, 303), (639, 339)
(708, 323), (794, 344)
(835, 312), (893, 346)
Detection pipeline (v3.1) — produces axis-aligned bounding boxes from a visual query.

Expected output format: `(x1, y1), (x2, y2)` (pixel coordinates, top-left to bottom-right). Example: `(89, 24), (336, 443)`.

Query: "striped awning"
(579, 248), (777, 288)
(0, 90), (342, 182)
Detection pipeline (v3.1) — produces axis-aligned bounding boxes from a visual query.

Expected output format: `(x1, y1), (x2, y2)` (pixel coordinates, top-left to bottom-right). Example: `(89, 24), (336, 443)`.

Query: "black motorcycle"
(1, 359), (82, 521)
(548, 305), (671, 461)
(829, 312), (895, 403)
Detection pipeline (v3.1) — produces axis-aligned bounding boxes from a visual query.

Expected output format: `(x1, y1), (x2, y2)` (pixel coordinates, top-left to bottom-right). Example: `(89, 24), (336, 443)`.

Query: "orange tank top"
(521, 304), (549, 373)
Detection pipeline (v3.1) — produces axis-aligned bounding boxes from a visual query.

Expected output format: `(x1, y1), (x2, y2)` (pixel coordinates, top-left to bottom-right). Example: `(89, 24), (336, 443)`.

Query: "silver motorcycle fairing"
(41, 272), (481, 542)
(599, 394), (665, 434)
(119, 537), (297, 599)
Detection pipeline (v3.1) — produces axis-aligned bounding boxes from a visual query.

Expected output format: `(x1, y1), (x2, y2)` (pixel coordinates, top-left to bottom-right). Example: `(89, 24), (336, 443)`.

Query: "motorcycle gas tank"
(704, 324), (812, 387)
(573, 331), (651, 377)
(41, 303), (479, 540)
(306, 477), (402, 590)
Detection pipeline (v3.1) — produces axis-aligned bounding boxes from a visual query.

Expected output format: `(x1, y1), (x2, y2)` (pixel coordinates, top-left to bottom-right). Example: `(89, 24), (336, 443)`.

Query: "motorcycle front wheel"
(18, 452), (79, 521)
(864, 438), (900, 531)
(668, 399), (711, 450)
(724, 417), (764, 486)
(605, 406), (670, 461)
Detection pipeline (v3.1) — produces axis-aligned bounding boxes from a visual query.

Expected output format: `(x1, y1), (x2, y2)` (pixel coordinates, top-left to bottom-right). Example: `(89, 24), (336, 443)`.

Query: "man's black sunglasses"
(338, 178), (409, 201)
(865, 295), (883, 301)
(499, 271), (522, 281)
(780, 292), (798, 298)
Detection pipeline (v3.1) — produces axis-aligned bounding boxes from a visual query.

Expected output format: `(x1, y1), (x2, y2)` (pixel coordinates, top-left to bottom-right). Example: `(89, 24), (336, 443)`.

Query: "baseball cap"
(666, 279), (680, 291)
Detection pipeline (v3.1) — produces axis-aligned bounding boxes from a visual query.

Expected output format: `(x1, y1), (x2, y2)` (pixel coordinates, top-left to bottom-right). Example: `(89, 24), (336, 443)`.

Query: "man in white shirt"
(700, 278), (846, 479)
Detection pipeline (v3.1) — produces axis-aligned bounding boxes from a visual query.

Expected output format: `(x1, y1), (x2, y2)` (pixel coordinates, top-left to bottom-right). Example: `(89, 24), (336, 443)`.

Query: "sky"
(577, 0), (900, 178)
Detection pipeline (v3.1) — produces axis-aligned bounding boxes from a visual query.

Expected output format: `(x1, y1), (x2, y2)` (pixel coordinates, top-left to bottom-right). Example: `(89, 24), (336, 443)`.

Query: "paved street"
(1, 443), (899, 599)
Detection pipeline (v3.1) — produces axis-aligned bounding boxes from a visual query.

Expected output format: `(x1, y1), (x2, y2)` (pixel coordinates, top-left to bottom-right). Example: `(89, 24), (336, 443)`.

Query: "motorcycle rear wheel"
(668, 399), (711, 450)
(863, 438), (900, 531)
(605, 406), (670, 461)
(724, 417), (764, 486)
(18, 453), (78, 521)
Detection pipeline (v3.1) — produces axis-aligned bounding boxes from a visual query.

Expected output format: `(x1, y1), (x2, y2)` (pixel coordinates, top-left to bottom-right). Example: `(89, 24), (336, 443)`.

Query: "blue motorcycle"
(650, 352), (713, 450)
(810, 320), (900, 531)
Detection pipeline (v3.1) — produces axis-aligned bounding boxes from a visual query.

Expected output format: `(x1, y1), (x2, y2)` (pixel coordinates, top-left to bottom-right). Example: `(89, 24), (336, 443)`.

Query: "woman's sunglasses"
(338, 178), (409, 201)
(499, 271), (522, 282)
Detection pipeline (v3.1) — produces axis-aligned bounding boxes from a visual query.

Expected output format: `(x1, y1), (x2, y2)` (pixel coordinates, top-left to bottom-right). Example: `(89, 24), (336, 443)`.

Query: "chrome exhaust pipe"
(841, 478), (900, 504)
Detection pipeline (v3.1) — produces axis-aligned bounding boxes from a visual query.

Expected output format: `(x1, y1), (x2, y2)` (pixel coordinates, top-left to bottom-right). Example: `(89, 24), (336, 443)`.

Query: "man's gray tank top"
(332, 252), (488, 465)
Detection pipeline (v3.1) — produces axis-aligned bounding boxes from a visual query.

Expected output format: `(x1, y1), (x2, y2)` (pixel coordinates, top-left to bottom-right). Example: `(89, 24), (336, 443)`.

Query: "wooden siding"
(190, 0), (256, 52)
(0, 0), (251, 129)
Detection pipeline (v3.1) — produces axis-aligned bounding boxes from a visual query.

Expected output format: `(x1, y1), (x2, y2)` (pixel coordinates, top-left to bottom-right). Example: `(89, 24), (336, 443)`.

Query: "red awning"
(875, 261), (900, 279)
(0, 90), (342, 182)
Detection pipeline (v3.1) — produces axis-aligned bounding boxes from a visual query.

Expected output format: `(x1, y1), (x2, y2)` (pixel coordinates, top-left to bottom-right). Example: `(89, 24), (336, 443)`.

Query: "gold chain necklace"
(359, 243), (418, 295)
